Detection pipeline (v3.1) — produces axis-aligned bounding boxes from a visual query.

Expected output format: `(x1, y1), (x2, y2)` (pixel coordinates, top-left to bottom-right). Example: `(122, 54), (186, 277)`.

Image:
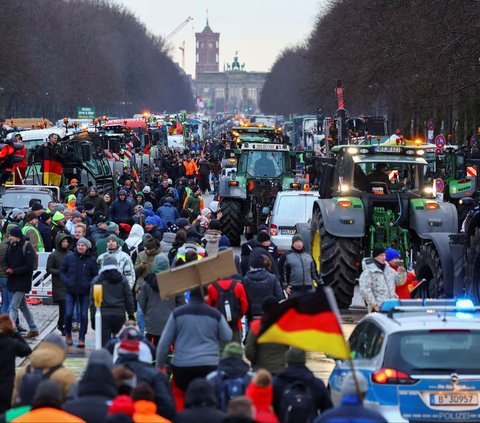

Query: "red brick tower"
(195, 19), (220, 74)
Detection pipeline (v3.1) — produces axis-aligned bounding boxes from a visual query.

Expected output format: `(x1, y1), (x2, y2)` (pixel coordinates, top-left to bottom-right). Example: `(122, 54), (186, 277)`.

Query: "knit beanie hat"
(107, 222), (119, 234)
(250, 254), (265, 269)
(118, 339), (140, 358)
(44, 333), (66, 350)
(144, 201), (153, 210)
(176, 218), (190, 229)
(101, 255), (118, 272)
(286, 347), (307, 365)
(52, 211), (65, 222)
(292, 234), (304, 244)
(10, 208), (24, 219)
(9, 225), (22, 238)
(222, 342), (244, 359)
(108, 394), (135, 416)
(145, 216), (156, 225)
(372, 246), (386, 258)
(385, 247), (400, 262)
(107, 234), (120, 244)
(77, 237), (92, 249)
(143, 234), (157, 250)
(153, 253), (169, 273)
(201, 208), (211, 217)
(257, 231), (270, 243)
(67, 194), (76, 202)
(31, 202), (44, 212)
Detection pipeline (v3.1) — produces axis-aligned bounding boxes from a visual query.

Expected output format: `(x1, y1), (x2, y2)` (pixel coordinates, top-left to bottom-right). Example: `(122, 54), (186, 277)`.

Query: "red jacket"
(389, 264), (419, 299)
(207, 279), (248, 331)
(133, 400), (171, 422)
(246, 383), (279, 423)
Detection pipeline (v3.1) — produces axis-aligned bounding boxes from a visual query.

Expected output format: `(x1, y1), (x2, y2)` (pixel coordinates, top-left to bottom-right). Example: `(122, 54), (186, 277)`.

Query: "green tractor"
(310, 144), (458, 308)
(218, 137), (300, 245)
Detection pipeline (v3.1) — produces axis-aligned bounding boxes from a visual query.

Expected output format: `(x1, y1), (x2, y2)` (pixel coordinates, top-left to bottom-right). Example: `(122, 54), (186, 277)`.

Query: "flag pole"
(324, 287), (363, 399)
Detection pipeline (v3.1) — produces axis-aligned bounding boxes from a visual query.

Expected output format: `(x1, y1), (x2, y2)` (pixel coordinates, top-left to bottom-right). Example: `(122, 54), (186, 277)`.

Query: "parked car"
(268, 190), (317, 252)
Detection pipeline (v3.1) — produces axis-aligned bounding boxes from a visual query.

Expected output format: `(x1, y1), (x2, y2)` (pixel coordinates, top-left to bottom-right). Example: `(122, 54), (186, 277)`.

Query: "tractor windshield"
(239, 150), (286, 178)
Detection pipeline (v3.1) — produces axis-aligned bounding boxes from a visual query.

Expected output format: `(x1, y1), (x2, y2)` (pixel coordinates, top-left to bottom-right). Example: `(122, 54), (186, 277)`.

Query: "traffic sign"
(77, 106), (96, 119)
(435, 134), (446, 149)
(435, 178), (445, 193)
(435, 148), (443, 155)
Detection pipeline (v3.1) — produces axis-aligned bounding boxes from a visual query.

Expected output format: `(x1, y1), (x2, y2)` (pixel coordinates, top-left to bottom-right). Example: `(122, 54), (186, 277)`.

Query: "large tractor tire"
(220, 198), (243, 246)
(414, 244), (444, 298)
(311, 207), (360, 309)
(466, 228), (480, 302)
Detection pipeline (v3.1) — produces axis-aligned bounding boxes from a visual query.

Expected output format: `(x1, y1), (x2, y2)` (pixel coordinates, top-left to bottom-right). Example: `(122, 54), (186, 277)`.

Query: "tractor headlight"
(340, 184), (350, 193)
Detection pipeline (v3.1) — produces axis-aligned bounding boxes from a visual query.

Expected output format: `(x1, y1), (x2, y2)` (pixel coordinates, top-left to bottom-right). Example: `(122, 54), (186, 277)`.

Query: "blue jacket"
(110, 198), (134, 224)
(314, 394), (387, 423)
(156, 203), (180, 228)
(60, 250), (99, 296)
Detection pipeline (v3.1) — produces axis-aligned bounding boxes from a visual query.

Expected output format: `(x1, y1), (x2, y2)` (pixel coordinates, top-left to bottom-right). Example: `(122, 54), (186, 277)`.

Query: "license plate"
(280, 229), (296, 235)
(430, 393), (479, 406)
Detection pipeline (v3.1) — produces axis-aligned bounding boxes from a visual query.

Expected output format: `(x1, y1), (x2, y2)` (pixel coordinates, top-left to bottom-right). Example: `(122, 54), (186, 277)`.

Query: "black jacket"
(176, 378), (226, 423)
(242, 269), (284, 318)
(273, 364), (333, 418)
(115, 355), (175, 421)
(4, 237), (36, 293)
(60, 250), (99, 296)
(90, 269), (135, 318)
(0, 332), (31, 413)
(37, 220), (52, 253)
(241, 239), (279, 275)
(46, 233), (74, 302)
(63, 364), (117, 423)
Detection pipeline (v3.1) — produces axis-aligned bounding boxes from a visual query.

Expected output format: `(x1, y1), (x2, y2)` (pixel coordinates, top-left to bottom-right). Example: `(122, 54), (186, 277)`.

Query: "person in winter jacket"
(241, 230), (279, 276)
(4, 226), (39, 339)
(60, 237), (99, 347)
(175, 378), (226, 423)
(313, 371), (387, 423)
(134, 234), (162, 295)
(11, 379), (85, 423)
(207, 277), (248, 343)
(63, 350), (118, 423)
(142, 186), (158, 211)
(125, 224), (144, 255)
(13, 334), (77, 403)
(134, 191), (145, 207)
(273, 348), (333, 420)
(110, 190), (134, 224)
(115, 338), (176, 421)
(144, 216), (164, 242)
(183, 186), (203, 222)
(156, 197), (179, 229)
(132, 382), (172, 423)
(90, 255), (135, 346)
(386, 247), (419, 299)
(37, 212), (52, 252)
(245, 297), (288, 375)
(21, 212), (44, 254)
(138, 254), (184, 347)
(206, 342), (253, 412)
(160, 231), (176, 254)
(201, 219), (222, 257)
(242, 255), (284, 320)
(156, 288), (233, 399)
(86, 186), (108, 215)
(98, 235), (136, 289)
(359, 246), (407, 312)
(246, 369), (279, 423)
(46, 233), (74, 335)
(0, 315), (31, 413)
(50, 211), (70, 251)
(278, 234), (320, 297)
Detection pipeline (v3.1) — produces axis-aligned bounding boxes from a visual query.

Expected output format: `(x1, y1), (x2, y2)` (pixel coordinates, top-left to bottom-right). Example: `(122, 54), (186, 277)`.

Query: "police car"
(329, 299), (480, 422)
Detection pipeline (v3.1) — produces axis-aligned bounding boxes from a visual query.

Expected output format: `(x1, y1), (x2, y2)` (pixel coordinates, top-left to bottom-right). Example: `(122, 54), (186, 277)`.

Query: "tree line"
(0, 0), (194, 120)
(260, 0), (480, 141)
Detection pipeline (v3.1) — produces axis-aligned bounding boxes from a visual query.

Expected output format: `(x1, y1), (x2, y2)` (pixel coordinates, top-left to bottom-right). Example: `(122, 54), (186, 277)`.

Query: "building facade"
(194, 22), (267, 114)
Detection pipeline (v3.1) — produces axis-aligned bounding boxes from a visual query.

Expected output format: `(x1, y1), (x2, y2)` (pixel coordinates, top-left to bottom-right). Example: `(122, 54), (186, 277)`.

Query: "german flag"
(257, 287), (351, 359)
(43, 159), (63, 186)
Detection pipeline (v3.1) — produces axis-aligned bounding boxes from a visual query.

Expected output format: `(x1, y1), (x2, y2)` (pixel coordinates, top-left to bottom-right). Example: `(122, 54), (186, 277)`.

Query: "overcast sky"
(115, 0), (325, 77)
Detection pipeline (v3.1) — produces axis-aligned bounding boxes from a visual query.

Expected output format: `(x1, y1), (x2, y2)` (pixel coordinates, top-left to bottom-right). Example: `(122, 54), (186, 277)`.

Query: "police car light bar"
(380, 298), (478, 314)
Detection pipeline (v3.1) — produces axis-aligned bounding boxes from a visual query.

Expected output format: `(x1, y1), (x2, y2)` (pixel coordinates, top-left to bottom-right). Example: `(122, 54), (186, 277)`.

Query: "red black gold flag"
(257, 287), (351, 359)
(43, 159), (63, 186)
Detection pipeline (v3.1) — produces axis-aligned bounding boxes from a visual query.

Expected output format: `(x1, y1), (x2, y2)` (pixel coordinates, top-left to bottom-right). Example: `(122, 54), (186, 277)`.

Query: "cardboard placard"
(156, 248), (237, 299)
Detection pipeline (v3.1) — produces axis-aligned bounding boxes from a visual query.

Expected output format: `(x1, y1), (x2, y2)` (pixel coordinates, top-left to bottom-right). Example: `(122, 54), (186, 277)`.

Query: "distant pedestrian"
(90, 255), (135, 346)
(4, 226), (39, 339)
(245, 369), (279, 423)
(359, 247), (406, 312)
(97, 235), (136, 289)
(313, 371), (387, 423)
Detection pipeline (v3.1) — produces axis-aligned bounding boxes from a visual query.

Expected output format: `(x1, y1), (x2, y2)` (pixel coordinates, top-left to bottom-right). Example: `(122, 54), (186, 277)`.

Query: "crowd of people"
(0, 154), (388, 422)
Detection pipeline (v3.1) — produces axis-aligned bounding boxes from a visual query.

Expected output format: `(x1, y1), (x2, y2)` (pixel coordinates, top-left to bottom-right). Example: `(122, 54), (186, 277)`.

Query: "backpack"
(213, 280), (241, 325)
(279, 380), (316, 423)
(218, 372), (249, 411)
(19, 364), (62, 402)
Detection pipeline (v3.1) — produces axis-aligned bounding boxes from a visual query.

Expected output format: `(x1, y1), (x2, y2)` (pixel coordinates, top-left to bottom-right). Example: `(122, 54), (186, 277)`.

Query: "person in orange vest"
(386, 248), (419, 299)
(183, 156), (198, 178)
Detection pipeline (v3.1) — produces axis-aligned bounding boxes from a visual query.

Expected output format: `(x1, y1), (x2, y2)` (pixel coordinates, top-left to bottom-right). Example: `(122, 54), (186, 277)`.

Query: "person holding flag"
(37, 133), (64, 186)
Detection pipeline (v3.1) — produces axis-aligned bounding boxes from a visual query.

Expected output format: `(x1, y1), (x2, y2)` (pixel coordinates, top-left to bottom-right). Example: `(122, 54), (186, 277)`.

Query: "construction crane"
(164, 17), (193, 42)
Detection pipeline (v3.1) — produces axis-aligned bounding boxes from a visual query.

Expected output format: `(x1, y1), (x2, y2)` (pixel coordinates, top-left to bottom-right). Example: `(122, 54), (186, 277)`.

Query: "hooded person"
(13, 334), (77, 404)
(156, 197), (180, 229)
(66, 194), (77, 211)
(245, 369), (279, 423)
(110, 189), (134, 225)
(125, 224), (144, 254)
(0, 314), (31, 414)
(46, 232), (74, 335)
(11, 380), (85, 423)
(63, 350), (118, 423)
(90, 255), (135, 346)
(175, 378), (227, 423)
(201, 219), (222, 257)
(160, 230), (177, 254)
(138, 254), (185, 347)
(206, 342), (253, 411)
(50, 211), (69, 250)
(97, 234), (136, 289)
(134, 191), (145, 207)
